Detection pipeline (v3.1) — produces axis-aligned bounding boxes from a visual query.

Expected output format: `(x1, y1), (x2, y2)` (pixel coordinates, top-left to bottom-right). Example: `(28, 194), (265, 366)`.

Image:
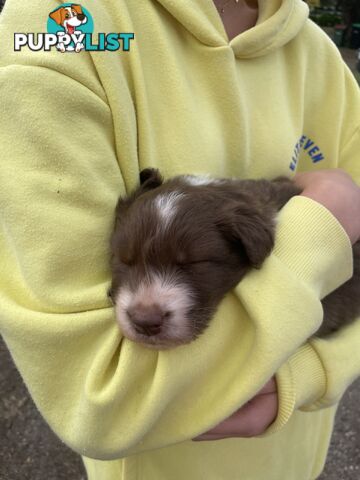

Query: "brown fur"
(109, 168), (360, 345)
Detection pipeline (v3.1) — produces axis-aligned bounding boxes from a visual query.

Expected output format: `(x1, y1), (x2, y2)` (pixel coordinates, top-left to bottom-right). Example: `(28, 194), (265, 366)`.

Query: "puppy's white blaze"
(114, 273), (194, 340)
(182, 174), (223, 186)
(154, 192), (185, 228)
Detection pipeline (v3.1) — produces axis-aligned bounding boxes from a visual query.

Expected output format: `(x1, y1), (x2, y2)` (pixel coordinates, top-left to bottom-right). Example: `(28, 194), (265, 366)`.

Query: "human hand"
(294, 169), (360, 245)
(192, 377), (278, 441)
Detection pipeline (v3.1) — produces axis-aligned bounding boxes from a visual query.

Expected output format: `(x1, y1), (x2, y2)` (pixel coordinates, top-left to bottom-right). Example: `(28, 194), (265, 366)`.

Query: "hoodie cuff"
(272, 195), (353, 299)
(261, 343), (327, 436)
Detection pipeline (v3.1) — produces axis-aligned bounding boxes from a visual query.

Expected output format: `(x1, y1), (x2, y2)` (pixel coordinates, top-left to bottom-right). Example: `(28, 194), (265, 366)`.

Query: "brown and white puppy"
(108, 168), (360, 350)
(49, 4), (87, 53)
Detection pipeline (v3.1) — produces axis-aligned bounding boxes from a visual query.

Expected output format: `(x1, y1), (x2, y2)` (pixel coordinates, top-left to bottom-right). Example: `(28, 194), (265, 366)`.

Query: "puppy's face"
(109, 169), (275, 349)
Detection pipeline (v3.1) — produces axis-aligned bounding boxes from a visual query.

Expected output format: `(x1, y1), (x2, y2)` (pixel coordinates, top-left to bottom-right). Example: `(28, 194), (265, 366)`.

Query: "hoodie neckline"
(153, 0), (309, 58)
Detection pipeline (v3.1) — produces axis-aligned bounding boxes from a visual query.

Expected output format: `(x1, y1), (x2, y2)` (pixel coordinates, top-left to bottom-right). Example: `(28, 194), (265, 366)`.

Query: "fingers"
(255, 377), (277, 395)
(193, 391), (278, 441)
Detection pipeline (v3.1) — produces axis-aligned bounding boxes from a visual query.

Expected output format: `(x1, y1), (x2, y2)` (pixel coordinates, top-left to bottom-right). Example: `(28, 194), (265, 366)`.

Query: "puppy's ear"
(132, 167), (163, 200)
(139, 168), (163, 190)
(114, 168), (163, 222)
(49, 8), (64, 25)
(217, 201), (275, 268)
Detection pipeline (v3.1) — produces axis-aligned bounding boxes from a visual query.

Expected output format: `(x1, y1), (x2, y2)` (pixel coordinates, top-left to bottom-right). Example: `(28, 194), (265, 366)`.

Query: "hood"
(153, 0), (309, 58)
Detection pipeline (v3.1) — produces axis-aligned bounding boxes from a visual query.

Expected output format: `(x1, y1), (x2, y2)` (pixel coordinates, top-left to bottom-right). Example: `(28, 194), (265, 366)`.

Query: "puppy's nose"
(127, 305), (170, 336)
(77, 13), (85, 21)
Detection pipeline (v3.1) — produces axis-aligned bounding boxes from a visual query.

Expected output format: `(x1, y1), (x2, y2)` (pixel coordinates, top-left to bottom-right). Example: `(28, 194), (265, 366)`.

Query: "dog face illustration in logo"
(49, 4), (88, 53)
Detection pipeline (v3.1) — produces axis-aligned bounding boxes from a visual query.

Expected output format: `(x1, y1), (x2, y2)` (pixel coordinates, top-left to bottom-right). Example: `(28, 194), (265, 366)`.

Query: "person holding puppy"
(0, 0), (359, 479)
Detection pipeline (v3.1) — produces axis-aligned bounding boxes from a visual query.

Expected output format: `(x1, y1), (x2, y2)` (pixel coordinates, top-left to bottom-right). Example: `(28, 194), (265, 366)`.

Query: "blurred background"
(0, 0), (359, 479)
(307, 0), (360, 82)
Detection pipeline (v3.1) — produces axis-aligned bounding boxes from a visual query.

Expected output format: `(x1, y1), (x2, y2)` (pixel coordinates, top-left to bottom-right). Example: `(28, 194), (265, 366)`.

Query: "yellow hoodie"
(0, 0), (359, 479)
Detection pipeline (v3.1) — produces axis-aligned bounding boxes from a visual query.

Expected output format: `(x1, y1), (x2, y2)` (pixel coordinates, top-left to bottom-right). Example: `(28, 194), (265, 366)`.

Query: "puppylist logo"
(14, 3), (134, 53)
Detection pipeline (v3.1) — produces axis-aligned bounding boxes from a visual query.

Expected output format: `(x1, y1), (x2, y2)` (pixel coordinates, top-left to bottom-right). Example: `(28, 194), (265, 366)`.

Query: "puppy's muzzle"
(127, 304), (172, 336)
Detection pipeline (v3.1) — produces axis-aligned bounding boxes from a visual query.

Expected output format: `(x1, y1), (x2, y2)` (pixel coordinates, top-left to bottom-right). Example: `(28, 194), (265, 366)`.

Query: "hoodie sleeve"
(264, 61), (360, 435)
